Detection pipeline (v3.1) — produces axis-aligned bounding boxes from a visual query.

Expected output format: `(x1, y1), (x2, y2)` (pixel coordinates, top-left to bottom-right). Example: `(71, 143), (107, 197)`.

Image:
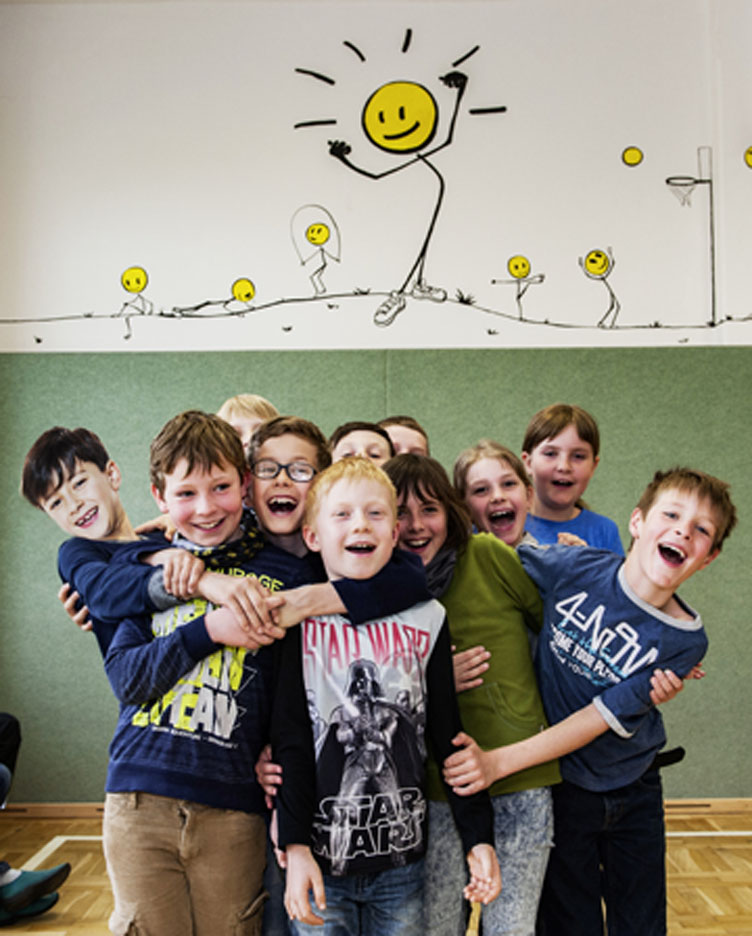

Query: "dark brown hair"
(22, 427), (110, 507)
(384, 454), (471, 553)
(249, 416), (332, 472)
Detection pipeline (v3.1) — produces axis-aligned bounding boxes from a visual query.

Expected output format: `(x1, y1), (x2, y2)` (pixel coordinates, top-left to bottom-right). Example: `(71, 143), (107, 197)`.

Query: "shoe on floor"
(0, 863), (70, 913)
(0, 891), (59, 926)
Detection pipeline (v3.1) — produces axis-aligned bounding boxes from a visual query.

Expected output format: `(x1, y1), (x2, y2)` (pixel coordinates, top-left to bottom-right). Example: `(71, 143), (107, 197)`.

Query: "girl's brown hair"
(384, 454), (472, 553)
(521, 403), (600, 457)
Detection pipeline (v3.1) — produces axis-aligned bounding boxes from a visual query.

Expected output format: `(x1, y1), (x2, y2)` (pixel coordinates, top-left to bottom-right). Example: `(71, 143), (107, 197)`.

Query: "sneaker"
(410, 280), (447, 302)
(374, 291), (406, 327)
(0, 863), (70, 913)
(0, 892), (59, 926)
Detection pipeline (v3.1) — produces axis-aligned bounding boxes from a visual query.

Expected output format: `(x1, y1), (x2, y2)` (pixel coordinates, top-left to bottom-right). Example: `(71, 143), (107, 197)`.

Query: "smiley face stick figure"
(328, 70), (468, 326)
(291, 204), (341, 296)
(579, 247), (620, 328)
(228, 277), (256, 311)
(118, 266), (153, 339)
(491, 254), (545, 320)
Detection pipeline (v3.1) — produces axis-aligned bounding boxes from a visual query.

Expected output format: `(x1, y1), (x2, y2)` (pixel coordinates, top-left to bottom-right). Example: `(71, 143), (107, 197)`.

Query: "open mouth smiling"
(268, 496), (298, 515)
(345, 542), (376, 554)
(658, 543), (686, 566)
(489, 508), (515, 526)
(75, 507), (98, 527)
(193, 518), (226, 532)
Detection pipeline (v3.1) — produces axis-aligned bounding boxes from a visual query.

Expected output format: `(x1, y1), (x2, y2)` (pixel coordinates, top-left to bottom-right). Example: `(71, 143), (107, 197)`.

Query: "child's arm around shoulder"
(104, 604), (266, 705)
(57, 535), (181, 623)
(444, 668), (691, 795)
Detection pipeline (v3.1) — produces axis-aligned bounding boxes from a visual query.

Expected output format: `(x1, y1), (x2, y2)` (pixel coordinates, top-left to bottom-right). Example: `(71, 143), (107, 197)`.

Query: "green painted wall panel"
(1, 347), (748, 801)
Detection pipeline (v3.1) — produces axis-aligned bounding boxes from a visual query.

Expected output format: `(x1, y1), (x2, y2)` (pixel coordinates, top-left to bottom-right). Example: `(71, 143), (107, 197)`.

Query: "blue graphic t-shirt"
(518, 544), (707, 791)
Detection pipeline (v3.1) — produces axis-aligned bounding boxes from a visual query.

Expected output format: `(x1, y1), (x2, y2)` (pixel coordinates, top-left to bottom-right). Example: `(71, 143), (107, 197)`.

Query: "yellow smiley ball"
(507, 255), (531, 279)
(306, 223), (330, 246)
(585, 250), (611, 277)
(232, 278), (255, 303)
(622, 146), (644, 167)
(744, 146), (752, 169)
(362, 81), (438, 154)
(121, 266), (148, 293)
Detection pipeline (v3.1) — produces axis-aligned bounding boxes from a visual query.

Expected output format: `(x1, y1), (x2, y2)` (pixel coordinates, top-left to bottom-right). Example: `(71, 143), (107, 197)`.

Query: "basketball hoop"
(666, 175), (698, 206)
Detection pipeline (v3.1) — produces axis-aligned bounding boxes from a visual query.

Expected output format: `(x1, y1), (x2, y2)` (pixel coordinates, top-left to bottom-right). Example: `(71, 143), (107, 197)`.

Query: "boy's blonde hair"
(249, 416), (332, 472)
(217, 393), (279, 424)
(453, 439), (531, 500)
(150, 410), (247, 495)
(304, 457), (397, 529)
(522, 403), (600, 457)
(635, 467), (737, 553)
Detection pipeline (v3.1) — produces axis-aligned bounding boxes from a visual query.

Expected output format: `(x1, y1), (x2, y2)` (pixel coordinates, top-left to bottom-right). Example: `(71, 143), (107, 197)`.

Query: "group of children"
(19, 397), (737, 936)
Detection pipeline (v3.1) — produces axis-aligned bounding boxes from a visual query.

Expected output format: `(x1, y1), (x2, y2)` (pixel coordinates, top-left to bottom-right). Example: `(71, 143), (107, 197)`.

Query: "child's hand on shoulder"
(134, 513), (175, 541)
(557, 532), (588, 547)
(464, 843), (501, 905)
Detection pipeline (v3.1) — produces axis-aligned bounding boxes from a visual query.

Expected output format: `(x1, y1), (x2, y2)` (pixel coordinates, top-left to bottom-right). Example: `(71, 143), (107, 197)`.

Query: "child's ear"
(151, 483), (169, 514)
(701, 549), (720, 570)
(240, 470), (251, 500)
(106, 460), (123, 491)
(521, 451), (531, 470)
(627, 506), (644, 540)
(525, 485), (534, 510)
(391, 522), (400, 549)
(302, 523), (320, 553)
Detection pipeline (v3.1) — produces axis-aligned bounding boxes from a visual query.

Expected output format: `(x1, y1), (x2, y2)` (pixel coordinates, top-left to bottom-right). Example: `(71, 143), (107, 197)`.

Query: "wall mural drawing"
(0, 3), (750, 351)
(665, 146), (717, 326)
(579, 248), (620, 329)
(291, 204), (341, 297)
(491, 256), (545, 321)
(296, 30), (505, 327)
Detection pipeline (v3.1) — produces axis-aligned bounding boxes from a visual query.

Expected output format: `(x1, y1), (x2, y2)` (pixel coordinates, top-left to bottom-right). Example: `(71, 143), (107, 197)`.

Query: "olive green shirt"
(427, 533), (561, 800)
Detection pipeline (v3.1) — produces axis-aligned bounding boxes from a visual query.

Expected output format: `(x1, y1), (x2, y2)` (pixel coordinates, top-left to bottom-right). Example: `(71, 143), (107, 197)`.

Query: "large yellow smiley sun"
(361, 81), (438, 154)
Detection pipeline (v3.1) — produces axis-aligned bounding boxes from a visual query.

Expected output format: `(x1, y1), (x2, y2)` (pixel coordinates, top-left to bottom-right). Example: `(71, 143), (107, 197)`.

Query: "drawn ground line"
(0, 294), (744, 331)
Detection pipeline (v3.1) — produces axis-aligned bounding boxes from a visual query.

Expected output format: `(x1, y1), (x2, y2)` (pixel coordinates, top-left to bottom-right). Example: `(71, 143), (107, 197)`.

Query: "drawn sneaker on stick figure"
(579, 247), (620, 328)
(491, 254), (545, 320)
(291, 204), (341, 296)
(328, 70), (468, 327)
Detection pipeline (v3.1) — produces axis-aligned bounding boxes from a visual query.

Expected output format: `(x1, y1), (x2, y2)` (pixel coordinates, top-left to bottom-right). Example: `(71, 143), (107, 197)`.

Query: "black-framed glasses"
(251, 459), (317, 483)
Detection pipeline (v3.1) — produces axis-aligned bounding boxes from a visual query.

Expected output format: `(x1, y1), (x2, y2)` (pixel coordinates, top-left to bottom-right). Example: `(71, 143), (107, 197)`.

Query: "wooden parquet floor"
(0, 804), (750, 934)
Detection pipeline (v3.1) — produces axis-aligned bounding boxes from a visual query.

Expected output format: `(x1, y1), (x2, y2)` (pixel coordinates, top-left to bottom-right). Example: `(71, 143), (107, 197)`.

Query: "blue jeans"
(425, 788), (553, 936)
(537, 772), (666, 936)
(291, 859), (424, 936)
